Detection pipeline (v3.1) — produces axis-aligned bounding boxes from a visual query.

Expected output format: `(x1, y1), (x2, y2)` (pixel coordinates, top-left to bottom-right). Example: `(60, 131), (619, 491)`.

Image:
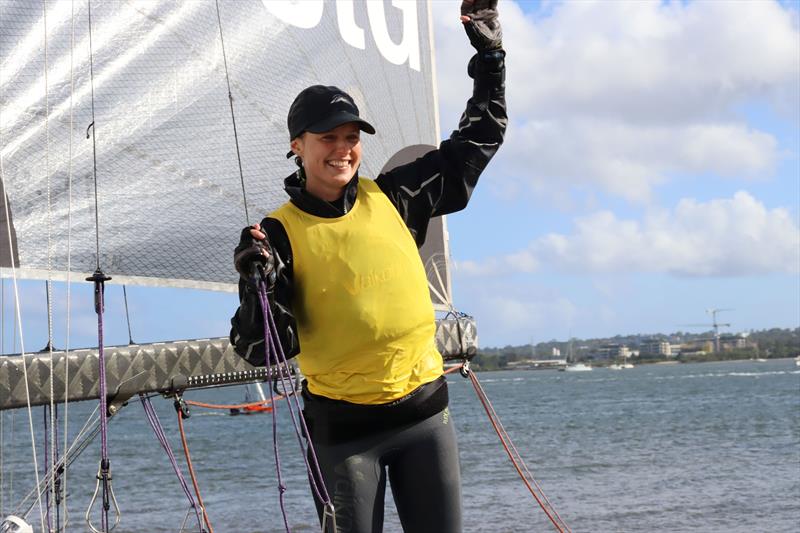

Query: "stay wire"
(213, 0), (249, 225)
(62, 0), (78, 527)
(86, 0), (102, 269)
(122, 286), (133, 345)
(0, 4), (49, 530)
(17, 405), (102, 519)
(85, 2), (113, 531)
(42, 1), (58, 525)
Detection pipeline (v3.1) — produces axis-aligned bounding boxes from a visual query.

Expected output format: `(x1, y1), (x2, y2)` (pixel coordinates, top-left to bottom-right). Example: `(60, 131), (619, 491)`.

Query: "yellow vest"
(270, 178), (443, 404)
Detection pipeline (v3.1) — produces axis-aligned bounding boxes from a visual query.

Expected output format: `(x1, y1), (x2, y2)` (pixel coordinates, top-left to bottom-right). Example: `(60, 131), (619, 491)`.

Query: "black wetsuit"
(230, 49), (506, 533)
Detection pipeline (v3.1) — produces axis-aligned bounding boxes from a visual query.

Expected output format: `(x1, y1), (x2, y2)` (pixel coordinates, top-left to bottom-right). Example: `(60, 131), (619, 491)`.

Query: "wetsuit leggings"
(310, 407), (462, 533)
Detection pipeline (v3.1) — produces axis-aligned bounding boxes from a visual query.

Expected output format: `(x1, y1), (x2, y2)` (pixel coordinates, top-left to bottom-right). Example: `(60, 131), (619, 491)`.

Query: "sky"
(2, 0), (799, 352)
(434, 0), (800, 346)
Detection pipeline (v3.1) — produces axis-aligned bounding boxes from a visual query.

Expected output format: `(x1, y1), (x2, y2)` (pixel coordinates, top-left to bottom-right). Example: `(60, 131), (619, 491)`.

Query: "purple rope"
(96, 283), (109, 532)
(140, 395), (204, 532)
(256, 281), (332, 506)
(257, 287), (291, 532)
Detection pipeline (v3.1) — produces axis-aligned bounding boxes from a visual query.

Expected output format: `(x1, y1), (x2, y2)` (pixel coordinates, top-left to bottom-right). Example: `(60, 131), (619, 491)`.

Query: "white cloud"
(458, 191), (800, 277)
(452, 279), (579, 345)
(432, 0), (799, 202)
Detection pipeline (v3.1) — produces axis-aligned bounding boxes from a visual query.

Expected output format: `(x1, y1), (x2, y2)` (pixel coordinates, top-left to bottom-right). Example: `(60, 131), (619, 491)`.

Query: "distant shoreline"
(469, 356), (799, 372)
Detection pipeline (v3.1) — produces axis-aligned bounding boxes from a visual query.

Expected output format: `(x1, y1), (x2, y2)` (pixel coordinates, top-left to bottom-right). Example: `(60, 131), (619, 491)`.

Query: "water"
(2, 359), (798, 532)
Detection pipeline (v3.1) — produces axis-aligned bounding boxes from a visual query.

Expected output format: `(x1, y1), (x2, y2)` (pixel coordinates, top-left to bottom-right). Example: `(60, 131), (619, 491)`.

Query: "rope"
(184, 398), (280, 411)
(256, 279), (335, 531)
(262, 317), (290, 533)
(140, 395), (204, 532)
(176, 401), (213, 533)
(467, 371), (571, 533)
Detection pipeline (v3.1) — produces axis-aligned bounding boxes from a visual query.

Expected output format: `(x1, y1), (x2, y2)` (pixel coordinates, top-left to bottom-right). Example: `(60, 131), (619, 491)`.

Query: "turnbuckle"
(85, 458), (121, 533)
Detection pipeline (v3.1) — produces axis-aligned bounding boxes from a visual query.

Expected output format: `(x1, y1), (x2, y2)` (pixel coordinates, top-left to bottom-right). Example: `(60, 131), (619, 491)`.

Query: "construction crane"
(683, 308), (733, 353)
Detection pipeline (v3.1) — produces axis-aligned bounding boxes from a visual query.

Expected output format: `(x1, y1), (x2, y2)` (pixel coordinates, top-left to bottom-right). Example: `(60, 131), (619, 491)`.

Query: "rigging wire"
(213, 0), (250, 226)
(121, 286), (134, 345)
(16, 405), (102, 519)
(0, 6), (47, 531)
(62, 0), (78, 527)
(42, 0), (58, 525)
(84, 1), (116, 531)
(86, 2), (102, 271)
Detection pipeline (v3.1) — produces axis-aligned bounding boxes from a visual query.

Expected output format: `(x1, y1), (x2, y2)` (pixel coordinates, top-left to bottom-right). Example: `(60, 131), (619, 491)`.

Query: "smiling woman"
(229, 1), (507, 531)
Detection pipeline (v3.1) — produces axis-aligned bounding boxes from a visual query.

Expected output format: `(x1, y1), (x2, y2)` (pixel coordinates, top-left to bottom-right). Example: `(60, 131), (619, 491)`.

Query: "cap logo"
(330, 94), (350, 105)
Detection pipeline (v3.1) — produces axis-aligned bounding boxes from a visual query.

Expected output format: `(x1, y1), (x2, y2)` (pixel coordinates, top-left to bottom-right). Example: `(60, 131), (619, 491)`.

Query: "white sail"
(0, 0), (450, 305)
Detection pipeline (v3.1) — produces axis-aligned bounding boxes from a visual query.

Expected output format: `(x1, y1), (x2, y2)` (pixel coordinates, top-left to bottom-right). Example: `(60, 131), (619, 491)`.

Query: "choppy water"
(2, 359), (799, 532)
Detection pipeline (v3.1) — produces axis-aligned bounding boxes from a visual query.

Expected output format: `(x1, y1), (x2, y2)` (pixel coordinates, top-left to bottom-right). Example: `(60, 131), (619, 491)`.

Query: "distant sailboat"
(563, 363), (592, 372)
(560, 337), (592, 372)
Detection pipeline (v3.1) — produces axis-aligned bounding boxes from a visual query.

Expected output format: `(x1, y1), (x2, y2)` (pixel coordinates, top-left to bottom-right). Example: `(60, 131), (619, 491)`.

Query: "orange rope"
(177, 407), (213, 533)
(468, 370), (571, 533)
(184, 396), (283, 411)
(443, 364), (463, 375)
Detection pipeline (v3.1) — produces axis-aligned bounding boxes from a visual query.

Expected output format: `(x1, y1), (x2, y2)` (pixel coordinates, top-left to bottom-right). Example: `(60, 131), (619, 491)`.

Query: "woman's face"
(291, 122), (362, 201)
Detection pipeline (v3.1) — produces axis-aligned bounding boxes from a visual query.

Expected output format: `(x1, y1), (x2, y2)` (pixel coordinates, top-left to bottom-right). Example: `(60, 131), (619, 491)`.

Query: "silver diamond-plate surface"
(435, 316), (478, 360)
(1, 317), (477, 410)
(0, 337), (251, 410)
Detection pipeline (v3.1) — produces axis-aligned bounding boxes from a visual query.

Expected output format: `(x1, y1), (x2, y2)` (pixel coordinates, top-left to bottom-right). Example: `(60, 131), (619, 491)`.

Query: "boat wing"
(0, 316), (476, 411)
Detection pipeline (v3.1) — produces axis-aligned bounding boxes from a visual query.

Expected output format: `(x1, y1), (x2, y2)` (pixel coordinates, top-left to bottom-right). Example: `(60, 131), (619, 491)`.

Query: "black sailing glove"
(234, 226), (275, 289)
(461, 0), (502, 52)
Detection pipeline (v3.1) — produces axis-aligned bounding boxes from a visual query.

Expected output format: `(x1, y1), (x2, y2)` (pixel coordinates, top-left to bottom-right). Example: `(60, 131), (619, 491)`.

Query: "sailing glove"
(461, 0), (502, 52)
(234, 227), (275, 289)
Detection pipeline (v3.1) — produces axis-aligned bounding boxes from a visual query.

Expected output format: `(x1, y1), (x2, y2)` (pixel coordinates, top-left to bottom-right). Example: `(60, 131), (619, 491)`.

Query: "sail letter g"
(366, 0), (420, 71)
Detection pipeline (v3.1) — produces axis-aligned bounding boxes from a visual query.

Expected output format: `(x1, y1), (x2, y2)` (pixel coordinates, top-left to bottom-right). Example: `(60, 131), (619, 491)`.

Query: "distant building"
(551, 347), (561, 357)
(595, 343), (630, 360)
(640, 339), (672, 357)
(719, 333), (751, 351)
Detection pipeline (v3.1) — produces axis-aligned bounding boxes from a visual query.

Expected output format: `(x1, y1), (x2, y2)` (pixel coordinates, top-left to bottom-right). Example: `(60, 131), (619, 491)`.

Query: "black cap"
(286, 85), (375, 158)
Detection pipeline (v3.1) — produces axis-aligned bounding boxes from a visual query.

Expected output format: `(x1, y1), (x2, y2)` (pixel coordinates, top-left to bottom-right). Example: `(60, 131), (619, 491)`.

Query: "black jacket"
(230, 50), (507, 367)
